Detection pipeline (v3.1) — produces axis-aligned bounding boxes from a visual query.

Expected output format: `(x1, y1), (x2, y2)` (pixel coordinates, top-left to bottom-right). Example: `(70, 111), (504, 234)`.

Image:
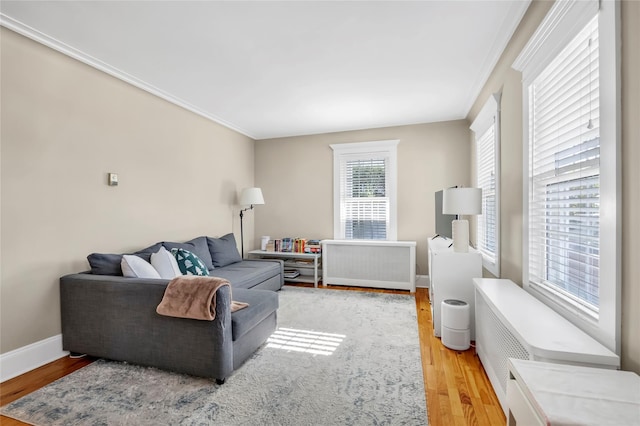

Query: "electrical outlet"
(108, 173), (118, 186)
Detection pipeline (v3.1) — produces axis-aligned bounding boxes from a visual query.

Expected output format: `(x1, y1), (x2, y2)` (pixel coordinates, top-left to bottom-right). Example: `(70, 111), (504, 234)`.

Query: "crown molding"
(462, 0), (531, 117)
(0, 14), (256, 140)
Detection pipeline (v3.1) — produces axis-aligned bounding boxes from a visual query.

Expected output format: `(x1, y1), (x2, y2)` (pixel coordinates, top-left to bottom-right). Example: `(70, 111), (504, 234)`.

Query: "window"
(330, 140), (398, 240)
(529, 16), (601, 312)
(541, 140), (600, 308)
(471, 93), (501, 276)
(514, 0), (620, 353)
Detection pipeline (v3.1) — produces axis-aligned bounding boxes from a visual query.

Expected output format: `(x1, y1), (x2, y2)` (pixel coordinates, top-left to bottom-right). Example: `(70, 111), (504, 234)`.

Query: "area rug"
(1, 286), (427, 425)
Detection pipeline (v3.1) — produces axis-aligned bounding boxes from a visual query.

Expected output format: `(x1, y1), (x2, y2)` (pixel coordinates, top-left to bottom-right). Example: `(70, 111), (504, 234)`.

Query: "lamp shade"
(442, 187), (482, 215)
(239, 187), (265, 206)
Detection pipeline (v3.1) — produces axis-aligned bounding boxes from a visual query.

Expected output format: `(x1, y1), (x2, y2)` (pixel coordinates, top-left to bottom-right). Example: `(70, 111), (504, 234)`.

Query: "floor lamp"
(442, 187), (482, 253)
(239, 187), (265, 258)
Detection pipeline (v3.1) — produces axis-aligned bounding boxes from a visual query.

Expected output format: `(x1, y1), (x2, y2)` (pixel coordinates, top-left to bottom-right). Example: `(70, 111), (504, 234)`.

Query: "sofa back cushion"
(87, 242), (163, 275)
(87, 253), (123, 276)
(162, 236), (214, 271)
(207, 233), (242, 267)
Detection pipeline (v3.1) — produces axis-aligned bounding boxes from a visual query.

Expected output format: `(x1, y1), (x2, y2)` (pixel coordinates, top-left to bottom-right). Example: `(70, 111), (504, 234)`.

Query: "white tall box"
(428, 237), (482, 339)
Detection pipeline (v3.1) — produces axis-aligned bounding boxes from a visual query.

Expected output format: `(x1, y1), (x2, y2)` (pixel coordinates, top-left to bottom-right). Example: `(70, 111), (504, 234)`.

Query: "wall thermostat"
(108, 173), (118, 186)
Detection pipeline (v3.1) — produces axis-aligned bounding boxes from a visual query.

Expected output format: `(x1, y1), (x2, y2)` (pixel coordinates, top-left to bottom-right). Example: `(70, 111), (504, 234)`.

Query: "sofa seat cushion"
(231, 288), (278, 342)
(212, 260), (280, 289)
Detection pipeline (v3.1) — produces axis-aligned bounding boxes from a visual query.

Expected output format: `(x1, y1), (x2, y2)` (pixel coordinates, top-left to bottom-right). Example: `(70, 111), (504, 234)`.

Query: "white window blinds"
(340, 157), (389, 240)
(477, 123), (497, 264)
(471, 93), (500, 276)
(331, 140), (398, 241)
(527, 16), (600, 312)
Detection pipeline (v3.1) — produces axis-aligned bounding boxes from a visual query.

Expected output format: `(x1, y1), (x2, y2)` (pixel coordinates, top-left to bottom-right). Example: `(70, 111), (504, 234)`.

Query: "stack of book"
(264, 238), (322, 253)
(283, 268), (300, 279)
(265, 239), (289, 252)
(304, 239), (322, 253)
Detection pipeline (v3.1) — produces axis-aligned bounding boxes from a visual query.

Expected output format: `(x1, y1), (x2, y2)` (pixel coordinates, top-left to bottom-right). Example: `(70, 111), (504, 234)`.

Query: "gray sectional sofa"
(60, 234), (283, 384)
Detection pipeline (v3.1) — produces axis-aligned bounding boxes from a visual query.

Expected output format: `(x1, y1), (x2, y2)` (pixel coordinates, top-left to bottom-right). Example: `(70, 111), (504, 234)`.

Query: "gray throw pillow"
(162, 236), (214, 271)
(135, 242), (164, 262)
(87, 242), (163, 275)
(207, 233), (242, 267)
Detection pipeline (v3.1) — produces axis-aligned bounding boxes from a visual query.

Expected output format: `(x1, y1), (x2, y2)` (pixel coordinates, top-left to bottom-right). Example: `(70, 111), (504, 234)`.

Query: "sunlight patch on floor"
(265, 327), (346, 356)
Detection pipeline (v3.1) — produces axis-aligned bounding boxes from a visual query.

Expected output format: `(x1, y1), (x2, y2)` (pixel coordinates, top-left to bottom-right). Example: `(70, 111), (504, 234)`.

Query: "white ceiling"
(0, 1), (530, 140)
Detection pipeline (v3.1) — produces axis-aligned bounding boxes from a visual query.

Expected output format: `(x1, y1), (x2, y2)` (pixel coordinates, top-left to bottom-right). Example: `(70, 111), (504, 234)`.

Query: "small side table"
(507, 358), (640, 425)
(247, 250), (322, 288)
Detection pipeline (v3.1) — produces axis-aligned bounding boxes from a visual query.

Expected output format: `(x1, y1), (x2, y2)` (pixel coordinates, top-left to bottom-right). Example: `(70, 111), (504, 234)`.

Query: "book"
(294, 238), (306, 253)
(281, 238), (293, 252)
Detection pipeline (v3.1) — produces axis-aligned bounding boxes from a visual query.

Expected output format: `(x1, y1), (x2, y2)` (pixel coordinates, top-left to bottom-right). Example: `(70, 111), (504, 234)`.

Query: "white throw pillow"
(151, 247), (182, 280)
(151, 246), (183, 279)
(121, 255), (161, 279)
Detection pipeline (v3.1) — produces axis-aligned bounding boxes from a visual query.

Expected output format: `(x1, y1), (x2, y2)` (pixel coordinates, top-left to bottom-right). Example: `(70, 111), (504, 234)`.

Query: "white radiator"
(474, 278), (619, 414)
(321, 240), (416, 292)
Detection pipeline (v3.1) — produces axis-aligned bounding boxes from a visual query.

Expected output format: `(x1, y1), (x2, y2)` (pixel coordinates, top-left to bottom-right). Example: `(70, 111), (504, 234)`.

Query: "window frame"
(513, 0), (621, 354)
(330, 140), (399, 241)
(471, 92), (501, 277)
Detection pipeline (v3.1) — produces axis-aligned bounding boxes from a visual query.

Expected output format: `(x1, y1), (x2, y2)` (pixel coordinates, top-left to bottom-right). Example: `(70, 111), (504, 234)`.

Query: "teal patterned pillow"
(170, 248), (210, 276)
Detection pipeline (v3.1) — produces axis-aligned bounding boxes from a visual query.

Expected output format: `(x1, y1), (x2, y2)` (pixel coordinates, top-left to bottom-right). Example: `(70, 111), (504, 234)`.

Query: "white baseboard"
(0, 334), (68, 382)
(416, 274), (429, 288)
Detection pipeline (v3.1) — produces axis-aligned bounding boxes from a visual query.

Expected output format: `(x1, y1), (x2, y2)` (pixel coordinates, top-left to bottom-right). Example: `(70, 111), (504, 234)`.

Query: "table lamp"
(442, 187), (482, 253)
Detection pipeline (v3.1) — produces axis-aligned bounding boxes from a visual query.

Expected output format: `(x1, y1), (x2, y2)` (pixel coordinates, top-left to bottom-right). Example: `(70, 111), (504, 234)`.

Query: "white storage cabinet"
(428, 237), (482, 340)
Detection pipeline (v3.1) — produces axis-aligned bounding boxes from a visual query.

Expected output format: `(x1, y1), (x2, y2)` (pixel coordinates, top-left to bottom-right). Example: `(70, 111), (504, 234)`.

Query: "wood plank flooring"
(414, 287), (505, 425)
(0, 285), (504, 425)
(0, 355), (95, 426)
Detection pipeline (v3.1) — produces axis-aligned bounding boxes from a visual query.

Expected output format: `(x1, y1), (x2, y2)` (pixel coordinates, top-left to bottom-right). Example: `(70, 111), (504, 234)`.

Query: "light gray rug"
(1, 286), (427, 425)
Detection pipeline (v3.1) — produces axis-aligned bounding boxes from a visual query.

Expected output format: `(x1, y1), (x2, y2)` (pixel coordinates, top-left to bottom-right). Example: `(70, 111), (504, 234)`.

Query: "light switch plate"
(108, 173), (118, 186)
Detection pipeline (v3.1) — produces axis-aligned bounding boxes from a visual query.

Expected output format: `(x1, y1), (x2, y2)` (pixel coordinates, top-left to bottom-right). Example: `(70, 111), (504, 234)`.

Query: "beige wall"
(255, 121), (471, 277)
(0, 28), (256, 353)
(467, 0), (640, 373)
(469, 0), (553, 284)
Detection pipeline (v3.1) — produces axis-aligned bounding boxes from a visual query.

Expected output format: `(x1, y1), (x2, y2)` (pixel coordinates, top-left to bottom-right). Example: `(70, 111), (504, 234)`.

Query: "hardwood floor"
(414, 287), (505, 425)
(0, 355), (95, 426)
(0, 285), (504, 425)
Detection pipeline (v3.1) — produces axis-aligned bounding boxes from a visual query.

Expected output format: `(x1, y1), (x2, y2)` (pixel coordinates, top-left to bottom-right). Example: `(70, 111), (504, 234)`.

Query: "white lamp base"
(451, 219), (469, 253)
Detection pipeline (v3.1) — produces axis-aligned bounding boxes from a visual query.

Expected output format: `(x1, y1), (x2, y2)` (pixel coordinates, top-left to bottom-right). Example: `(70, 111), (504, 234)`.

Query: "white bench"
(473, 278), (620, 414)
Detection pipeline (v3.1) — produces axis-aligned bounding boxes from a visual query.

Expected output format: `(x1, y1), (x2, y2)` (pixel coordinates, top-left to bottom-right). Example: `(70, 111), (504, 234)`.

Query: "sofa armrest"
(60, 273), (234, 380)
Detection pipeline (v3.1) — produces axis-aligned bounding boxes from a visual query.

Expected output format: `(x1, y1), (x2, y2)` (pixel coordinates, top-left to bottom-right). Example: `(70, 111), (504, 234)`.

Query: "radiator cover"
(474, 278), (620, 415)
(321, 240), (416, 292)
(475, 291), (530, 400)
